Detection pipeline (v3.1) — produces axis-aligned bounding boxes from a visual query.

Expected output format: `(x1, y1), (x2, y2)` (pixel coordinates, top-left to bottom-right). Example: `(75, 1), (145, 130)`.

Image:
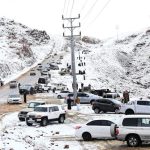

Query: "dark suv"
(92, 98), (122, 114)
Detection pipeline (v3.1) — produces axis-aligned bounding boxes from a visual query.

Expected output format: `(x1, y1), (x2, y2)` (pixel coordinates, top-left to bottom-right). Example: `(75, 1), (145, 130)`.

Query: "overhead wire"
(78, 0), (89, 14)
(69, 0), (75, 17)
(62, 0), (67, 15)
(89, 0), (112, 25)
(81, 0), (99, 22)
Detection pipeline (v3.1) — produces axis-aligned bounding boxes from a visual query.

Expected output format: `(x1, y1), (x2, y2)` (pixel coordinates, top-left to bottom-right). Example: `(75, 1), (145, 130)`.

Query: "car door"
(48, 107), (56, 120)
(86, 120), (114, 138)
(136, 101), (149, 114)
(138, 118), (150, 141)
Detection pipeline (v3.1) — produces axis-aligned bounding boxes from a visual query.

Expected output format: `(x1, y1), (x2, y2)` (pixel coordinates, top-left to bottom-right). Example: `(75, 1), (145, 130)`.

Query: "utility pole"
(62, 14), (81, 101)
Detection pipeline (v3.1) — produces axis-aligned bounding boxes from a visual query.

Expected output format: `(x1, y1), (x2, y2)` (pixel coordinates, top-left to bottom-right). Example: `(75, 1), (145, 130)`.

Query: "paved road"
(0, 51), (66, 104)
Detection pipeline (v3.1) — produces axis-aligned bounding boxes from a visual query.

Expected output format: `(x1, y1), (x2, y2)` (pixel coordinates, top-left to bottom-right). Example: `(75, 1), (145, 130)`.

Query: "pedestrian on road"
(67, 96), (72, 110)
(75, 96), (80, 111)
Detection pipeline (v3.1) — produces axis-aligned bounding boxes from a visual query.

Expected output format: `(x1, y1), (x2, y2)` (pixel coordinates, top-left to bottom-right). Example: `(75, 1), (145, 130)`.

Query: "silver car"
(65, 92), (101, 104)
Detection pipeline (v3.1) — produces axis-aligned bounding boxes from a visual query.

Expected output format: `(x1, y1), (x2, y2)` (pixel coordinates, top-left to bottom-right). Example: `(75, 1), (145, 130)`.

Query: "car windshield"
(28, 102), (42, 108)
(34, 107), (47, 112)
(111, 99), (122, 105)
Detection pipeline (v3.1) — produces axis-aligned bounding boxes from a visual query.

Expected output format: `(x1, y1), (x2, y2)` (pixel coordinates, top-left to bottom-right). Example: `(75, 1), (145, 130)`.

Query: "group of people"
(67, 96), (80, 111)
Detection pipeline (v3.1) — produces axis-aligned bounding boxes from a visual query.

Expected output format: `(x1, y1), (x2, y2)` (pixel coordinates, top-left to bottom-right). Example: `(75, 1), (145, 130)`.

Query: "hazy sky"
(0, 0), (150, 39)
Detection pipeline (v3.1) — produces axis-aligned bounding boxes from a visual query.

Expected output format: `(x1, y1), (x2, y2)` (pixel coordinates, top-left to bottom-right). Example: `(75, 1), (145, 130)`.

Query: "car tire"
(19, 118), (25, 121)
(90, 99), (95, 105)
(127, 135), (140, 147)
(26, 121), (32, 126)
(125, 109), (134, 115)
(41, 118), (48, 126)
(57, 95), (62, 99)
(58, 115), (65, 123)
(94, 108), (100, 114)
(82, 132), (92, 141)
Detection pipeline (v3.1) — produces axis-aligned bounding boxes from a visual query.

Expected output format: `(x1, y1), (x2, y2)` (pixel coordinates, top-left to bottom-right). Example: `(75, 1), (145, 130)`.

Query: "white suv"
(26, 104), (66, 126)
(111, 115), (150, 147)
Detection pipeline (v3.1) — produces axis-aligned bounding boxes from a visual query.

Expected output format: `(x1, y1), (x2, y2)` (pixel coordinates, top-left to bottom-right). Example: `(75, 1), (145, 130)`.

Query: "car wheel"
(19, 118), (25, 121)
(125, 109), (134, 115)
(58, 115), (65, 123)
(90, 100), (95, 105)
(57, 95), (62, 99)
(94, 108), (100, 114)
(26, 121), (32, 126)
(127, 135), (140, 147)
(41, 118), (48, 126)
(82, 132), (92, 141)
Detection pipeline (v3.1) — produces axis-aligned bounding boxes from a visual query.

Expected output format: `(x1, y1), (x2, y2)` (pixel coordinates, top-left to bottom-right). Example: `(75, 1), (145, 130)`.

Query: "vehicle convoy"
(118, 99), (150, 115)
(110, 115), (150, 147)
(18, 100), (46, 121)
(75, 119), (115, 141)
(65, 92), (100, 104)
(92, 98), (122, 114)
(26, 104), (66, 126)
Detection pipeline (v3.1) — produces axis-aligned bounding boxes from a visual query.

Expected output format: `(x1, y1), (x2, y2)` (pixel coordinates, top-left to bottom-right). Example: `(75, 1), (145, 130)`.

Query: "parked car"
(7, 94), (22, 104)
(103, 92), (120, 99)
(30, 69), (36, 76)
(75, 119), (115, 141)
(18, 100), (46, 121)
(110, 115), (150, 147)
(9, 80), (18, 88)
(57, 91), (71, 99)
(118, 99), (150, 115)
(38, 77), (49, 84)
(19, 84), (36, 95)
(36, 84), (51, 93)
(49, 64), (59, 70)
(91, 89), (111, 96)
(92, 98), (122, 114)
(26, 104), (66, 126)
(37, 65), (42, 71)
(65, 92), (100, 104)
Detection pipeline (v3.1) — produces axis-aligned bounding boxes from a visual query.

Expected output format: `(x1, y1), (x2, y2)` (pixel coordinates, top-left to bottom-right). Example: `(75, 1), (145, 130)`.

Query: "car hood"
(20, 108), (34, 112)
(27, 112), (46, 116)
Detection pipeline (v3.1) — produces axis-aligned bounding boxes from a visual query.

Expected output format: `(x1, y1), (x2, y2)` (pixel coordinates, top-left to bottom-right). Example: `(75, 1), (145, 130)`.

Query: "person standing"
(67, 96), (72, 110)
(75, 96), (80, 111)
(123, 90), (130, 103)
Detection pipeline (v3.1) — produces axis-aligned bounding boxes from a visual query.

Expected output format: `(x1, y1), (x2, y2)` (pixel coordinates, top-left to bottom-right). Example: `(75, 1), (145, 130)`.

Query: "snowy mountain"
(0, 17), (150, 97)
(0, 17), (52, 79)
(73, 31), (150, 97)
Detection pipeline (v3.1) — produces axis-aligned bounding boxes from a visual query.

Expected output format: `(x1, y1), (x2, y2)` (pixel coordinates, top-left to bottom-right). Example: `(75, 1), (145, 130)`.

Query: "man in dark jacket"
(67, 96), (72, 110)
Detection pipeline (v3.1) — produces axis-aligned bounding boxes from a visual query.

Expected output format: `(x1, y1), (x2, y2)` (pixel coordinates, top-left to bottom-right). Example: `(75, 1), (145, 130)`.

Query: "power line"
(65, 0), (70, 16)
(69, 0), (75, 17)
(89, 0), (111, 24)
(62, 0), (67, 15)
(78, 0), (89, 14)
(81, 0), (98, 21)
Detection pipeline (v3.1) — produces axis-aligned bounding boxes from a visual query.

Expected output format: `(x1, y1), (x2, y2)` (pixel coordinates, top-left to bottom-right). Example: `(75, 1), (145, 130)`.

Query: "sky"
(0, 0), (150, 39)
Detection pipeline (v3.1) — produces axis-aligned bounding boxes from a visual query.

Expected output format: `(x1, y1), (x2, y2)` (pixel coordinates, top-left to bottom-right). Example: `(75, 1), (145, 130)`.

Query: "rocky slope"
(0, 17), (50, 78)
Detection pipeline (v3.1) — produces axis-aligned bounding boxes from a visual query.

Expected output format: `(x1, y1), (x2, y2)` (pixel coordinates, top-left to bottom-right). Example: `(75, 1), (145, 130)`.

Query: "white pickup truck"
(119, 99), (150, 115)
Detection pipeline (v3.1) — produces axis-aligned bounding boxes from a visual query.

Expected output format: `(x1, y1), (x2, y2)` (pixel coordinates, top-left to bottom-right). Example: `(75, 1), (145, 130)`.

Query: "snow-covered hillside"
(0, 17), (150, 97)
(0, 17), (65, 81)
(74, 31), (150, 97)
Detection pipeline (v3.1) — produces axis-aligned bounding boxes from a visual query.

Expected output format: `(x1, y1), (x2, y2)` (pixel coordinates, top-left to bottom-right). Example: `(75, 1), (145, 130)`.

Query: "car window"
(123, 118), (138, 126)
(137, 101), (149, 106)
(87, 120), (114, 126)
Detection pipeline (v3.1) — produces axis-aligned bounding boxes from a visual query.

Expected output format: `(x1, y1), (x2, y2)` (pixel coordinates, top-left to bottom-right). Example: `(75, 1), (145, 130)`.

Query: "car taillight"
(74, 125), (81, 129)
(115, 128), (119, 135)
